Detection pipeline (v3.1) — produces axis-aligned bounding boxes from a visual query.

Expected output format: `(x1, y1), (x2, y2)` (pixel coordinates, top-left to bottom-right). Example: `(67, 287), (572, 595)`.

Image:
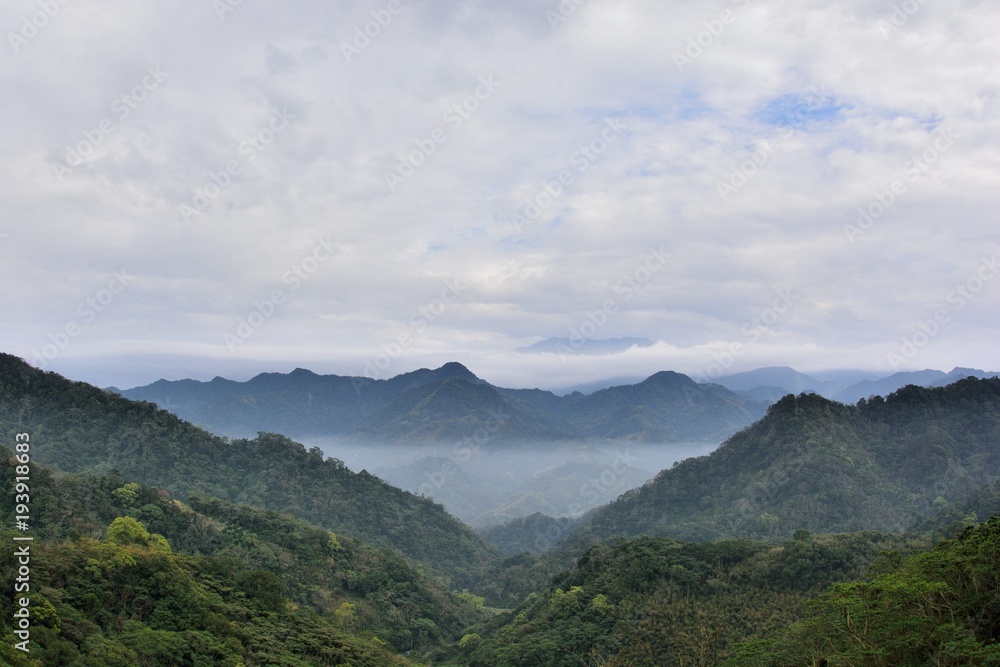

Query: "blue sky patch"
(755, 93), (848, 129)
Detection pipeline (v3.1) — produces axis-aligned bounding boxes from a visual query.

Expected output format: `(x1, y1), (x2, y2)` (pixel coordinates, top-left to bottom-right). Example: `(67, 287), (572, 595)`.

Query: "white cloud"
(1, 0), (998, 388)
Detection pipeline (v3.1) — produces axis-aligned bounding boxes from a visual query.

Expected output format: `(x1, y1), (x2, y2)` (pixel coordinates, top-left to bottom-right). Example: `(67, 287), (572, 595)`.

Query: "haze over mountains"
(109, 360), (998, 527)
(5, 351), (1000, 664)
(115, 362), (760, 525)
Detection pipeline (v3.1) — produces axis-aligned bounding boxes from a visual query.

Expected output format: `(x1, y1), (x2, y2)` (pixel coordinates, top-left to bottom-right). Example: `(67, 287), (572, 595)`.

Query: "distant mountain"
(354, 378), (579, 443)
(554, 371), (770, 442)
(118, 363), (768, 444)
(715, 366), (998, 404)
(830, 366), (999, 404)
(733, 385), (793, 404)
(833, 369), (948, 403)
(569, 378), (1000, 545)
(929, 367), (1000, 387)
(515, 336), (654, 355)
(714, 366), (828, 395)
(549, 376), (645, 396)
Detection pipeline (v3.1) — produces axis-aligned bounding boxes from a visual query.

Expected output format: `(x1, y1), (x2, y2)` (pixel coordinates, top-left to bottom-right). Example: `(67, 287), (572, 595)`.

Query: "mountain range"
(114, 362), (997, 448)
(712, 364), (999, 403)
(4, 350), (1000, 664)
(114, 362), (771, 444)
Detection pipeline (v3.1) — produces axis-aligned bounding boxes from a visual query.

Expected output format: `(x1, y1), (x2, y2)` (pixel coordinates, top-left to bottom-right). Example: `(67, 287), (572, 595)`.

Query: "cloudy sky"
(2, 0), (998, 390)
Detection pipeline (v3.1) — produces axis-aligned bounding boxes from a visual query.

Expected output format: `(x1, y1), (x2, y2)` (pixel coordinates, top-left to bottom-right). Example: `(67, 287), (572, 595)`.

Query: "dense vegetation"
(479, 513), (581, 557)
(725, 516), (1000, 666)
(0, 451), (491, 664)
(571, 379), (1000, 545)
(5, 353), (1000, 665)
(461, 531), (930, 666)
(0, 353), (498, 587)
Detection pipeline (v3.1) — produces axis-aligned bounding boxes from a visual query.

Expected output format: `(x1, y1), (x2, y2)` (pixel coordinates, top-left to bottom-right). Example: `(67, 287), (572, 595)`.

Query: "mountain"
(732, 385), (793, 404)
(115, 361), (489, 439)
(549, 376), (645, 396)
(568, 378), (1000, 545)
(930, 366), (1000, 386)
(353, 378), (578, 443)
(0, 353), (498, 586)
(833, 368), (948, 403)
(831, 367), (1000, 403)
(515, 336), (654, 355)
(117, 363), (768, 444)
(714, 365), (828, 395)
(553, 371), (770, 442)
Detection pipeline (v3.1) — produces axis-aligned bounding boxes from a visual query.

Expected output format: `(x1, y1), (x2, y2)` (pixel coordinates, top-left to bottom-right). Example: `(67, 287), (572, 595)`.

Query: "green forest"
(1, 352), (999, 665)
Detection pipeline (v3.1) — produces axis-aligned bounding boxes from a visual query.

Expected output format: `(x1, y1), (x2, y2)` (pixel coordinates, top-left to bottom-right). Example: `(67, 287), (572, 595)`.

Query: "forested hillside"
(0, 452), (487, 665)
(5, 352), (1000, 665)
(570, 379), (1000, 545)
(0, 354), (498, 586)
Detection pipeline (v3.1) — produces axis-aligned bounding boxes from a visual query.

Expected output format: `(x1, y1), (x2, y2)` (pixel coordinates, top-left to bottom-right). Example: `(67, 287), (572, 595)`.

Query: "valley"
(2, 352), (1000, 665)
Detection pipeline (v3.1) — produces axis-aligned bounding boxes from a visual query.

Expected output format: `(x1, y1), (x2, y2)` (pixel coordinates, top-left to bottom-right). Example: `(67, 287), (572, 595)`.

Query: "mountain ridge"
(564, 378), (1000, 547)
(116, 362), (770, 444)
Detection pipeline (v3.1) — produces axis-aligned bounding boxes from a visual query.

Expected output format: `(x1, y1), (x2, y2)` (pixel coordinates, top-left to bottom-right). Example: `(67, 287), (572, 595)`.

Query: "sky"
(1, 0), (998, 391)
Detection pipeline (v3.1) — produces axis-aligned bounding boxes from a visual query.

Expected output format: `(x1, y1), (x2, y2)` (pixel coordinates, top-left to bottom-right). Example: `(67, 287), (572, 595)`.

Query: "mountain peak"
(948, 367), (987, 376)
(641, 370), (696, 386)
(434, 362), (483, 382)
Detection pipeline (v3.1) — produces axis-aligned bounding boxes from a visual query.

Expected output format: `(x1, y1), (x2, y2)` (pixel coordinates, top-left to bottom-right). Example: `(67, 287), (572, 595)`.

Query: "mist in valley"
(303, 437), (720, 528)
